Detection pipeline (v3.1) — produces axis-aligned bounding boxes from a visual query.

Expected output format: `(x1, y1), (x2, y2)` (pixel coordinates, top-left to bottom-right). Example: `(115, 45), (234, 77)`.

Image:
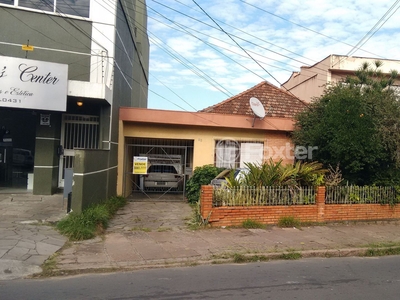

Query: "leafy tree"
(293, 61), (400, 185)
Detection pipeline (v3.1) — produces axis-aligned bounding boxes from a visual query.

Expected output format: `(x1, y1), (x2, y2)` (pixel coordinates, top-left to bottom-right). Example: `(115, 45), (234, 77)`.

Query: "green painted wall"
(33, 113), (62, 195)
(0, 8), (92, 81)
(71, 149), (111, 213)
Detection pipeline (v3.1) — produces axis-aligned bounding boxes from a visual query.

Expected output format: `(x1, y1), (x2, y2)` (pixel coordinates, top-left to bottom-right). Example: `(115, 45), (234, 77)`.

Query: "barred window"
(1, 0), (90, 18)
(215, 140), (263, 168)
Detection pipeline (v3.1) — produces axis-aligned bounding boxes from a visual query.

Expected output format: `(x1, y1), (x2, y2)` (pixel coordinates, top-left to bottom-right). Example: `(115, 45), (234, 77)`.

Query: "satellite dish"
(249, 97), (266, 127)
(249, 97), (266, 119)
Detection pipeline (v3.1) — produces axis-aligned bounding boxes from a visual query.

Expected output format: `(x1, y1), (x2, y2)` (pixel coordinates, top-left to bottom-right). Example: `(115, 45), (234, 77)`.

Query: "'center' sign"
(0, 56), (68, 111)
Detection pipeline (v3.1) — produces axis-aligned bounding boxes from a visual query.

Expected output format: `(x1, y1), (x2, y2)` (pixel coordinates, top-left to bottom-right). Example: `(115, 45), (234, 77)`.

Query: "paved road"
(1, 256), (400, 299)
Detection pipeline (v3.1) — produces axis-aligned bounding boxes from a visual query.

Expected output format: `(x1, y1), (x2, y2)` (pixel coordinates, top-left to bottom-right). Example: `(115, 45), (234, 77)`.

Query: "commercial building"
(0, 0), (149, 212)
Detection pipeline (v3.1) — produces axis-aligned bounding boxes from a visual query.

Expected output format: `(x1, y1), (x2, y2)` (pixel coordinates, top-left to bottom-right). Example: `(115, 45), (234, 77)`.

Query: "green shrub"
(277, 216), (301, 228)
(83, 205), (109, 228)
(56, 213), (97, 240)
(241, 219), (265, 229)
(185, 165), (224, 203)
(103, 195), (127, 215)
(56, 195), (127, 241)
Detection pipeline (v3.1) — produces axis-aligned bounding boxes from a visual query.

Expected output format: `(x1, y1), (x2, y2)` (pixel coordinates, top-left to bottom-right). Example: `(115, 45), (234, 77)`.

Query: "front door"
(58, 114), (99, 187)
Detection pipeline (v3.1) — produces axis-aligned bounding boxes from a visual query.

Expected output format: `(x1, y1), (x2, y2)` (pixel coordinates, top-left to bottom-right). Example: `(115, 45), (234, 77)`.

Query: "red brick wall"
(200, 185), (400, 226)
(264, 132), (294, 165)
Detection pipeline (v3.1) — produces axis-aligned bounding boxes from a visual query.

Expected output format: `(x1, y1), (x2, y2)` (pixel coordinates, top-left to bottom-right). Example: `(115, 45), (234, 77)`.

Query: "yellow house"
(117, 81), (306, 197)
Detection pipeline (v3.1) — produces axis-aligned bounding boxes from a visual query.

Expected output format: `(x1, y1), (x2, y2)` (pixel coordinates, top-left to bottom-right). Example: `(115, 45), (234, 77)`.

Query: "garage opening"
(124, 138), (194, 201)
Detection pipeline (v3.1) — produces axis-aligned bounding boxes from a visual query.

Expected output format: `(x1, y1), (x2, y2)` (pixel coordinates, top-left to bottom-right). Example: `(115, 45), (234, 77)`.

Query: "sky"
(145, 0), (400, 112)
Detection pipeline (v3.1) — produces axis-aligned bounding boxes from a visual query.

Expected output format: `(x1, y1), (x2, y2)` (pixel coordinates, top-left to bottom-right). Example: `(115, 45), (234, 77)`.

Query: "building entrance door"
(0, 110), (36, 191)
(59, 114), (99, 187)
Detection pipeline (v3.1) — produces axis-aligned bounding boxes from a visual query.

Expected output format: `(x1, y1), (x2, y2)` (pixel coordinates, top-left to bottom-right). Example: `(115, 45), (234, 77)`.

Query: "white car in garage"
(143, 164), (183, 190)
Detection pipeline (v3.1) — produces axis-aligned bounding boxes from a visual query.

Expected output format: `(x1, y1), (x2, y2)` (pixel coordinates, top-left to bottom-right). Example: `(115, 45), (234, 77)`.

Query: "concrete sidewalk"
(0, 192), (67, 280)
(2, 194), (400, 280)
(54, 201), (400, 275)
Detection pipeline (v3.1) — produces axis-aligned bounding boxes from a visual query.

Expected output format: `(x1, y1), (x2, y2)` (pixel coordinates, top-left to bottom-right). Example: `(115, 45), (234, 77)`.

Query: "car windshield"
(147, 165), (177, 174)
(214, 169), (231, 179)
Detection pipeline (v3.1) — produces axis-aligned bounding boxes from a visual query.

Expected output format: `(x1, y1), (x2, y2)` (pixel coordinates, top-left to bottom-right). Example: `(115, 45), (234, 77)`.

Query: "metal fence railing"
(212, 186), (316, 207)
(325, 186), (398, 205)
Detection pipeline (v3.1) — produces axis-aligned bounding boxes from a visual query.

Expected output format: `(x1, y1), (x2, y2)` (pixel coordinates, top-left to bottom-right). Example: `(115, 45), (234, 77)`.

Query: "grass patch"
(186, 201), (210, 230)
(233, 253), (246, 263)
(359, 241), (400, 257)
(56, 196), (127, 241)
(364, 246), (400, 257)
(40, 253), (59, 276)
(365, 241), (400, 248)
(131, 226), (152, 232)
(157, 227), (172, 232)
(233, 254), (269, 263)
(279, 251), (302, 260)
(277, 216), (301, 228)
(241, 219), (265, 229)
(213, 252), (270, 264)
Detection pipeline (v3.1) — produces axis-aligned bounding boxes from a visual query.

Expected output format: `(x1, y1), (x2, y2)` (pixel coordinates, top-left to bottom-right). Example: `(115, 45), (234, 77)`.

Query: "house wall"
(282, 55), (400, 103)
(330, 55), (400, 73)
(282, 56), (330, 103)
(117, 121), (294, 196)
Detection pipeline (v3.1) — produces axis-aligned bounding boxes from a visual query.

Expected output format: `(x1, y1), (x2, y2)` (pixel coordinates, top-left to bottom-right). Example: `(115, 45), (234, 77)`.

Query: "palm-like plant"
(242, 159), (326, 188)
(223, 169), (242, 188)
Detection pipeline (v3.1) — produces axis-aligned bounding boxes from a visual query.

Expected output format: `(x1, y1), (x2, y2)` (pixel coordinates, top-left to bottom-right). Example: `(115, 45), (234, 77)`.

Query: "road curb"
(34, 246), (399, 278)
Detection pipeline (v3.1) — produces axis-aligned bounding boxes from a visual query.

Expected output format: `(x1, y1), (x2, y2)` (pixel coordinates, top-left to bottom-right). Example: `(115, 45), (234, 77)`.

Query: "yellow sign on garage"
(133, 156), (148, 174)
(22, 45), (34, 51)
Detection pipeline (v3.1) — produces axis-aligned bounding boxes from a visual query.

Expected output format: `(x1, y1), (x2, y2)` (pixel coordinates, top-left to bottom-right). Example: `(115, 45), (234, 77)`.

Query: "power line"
(144, 0), (341, 87)
(168, 0), (319, 67)
(346, 0), (400, 57)
(149, 0), (323, 73)
(151, 74), (199, 111)
(191, 0), (307, 107)
(239, 0), (388, 60)
(146, 4), (270, 85)
(193, 0), (280, 84)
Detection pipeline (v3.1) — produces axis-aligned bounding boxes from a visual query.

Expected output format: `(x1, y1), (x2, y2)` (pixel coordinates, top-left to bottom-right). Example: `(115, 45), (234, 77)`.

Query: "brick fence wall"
(200, 185), (400, 226)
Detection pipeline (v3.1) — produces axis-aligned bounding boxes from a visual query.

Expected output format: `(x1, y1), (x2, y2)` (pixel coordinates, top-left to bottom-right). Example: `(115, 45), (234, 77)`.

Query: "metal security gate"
(59, 114), (99, 187)
(125, 138), (194, 201)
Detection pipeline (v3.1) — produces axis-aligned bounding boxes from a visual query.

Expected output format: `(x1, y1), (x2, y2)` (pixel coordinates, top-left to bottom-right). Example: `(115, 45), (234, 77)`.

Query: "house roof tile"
(200, 81), (307, 118)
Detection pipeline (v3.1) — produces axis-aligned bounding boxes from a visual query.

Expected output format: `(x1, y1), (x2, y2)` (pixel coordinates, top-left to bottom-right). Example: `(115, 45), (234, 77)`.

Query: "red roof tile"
(200, 81), (307, 118)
